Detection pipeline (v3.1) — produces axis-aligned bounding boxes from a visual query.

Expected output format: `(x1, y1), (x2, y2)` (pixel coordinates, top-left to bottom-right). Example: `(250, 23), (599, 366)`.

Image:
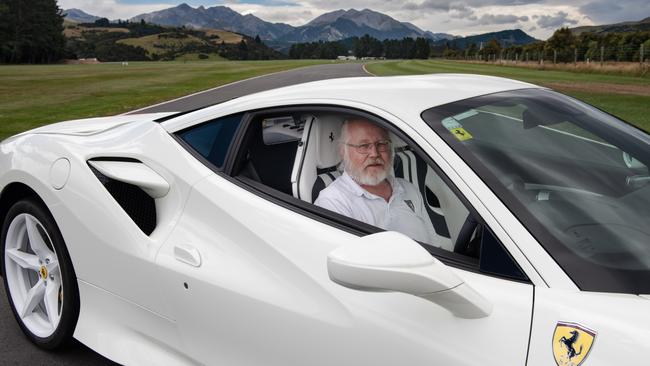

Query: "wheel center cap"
(39, 266), (48, 280)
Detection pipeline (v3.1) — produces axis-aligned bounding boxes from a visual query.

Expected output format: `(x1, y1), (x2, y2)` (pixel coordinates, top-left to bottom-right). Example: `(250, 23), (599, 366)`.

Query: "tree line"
(289, 34), (431, 59)
(442, 28), (650, 63)
(288, 28), (650, 63)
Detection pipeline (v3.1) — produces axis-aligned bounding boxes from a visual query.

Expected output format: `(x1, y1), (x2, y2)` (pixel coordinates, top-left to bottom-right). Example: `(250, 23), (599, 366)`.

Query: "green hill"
(64, 21), (282, 61)
(571, 17), (650, 35)
(437, 29), (538, 50)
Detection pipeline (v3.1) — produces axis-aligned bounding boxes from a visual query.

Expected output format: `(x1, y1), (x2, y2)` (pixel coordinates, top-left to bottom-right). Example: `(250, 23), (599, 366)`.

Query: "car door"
(155, 106), (535, 366)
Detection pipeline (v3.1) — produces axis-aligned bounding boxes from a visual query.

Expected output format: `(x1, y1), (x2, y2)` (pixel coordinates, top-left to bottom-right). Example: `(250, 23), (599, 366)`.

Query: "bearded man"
(314, 118), (438, 244)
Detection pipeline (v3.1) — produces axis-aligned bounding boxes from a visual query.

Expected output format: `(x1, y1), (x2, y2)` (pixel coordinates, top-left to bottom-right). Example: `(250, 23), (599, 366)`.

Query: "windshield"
(422, 88), (650, 294)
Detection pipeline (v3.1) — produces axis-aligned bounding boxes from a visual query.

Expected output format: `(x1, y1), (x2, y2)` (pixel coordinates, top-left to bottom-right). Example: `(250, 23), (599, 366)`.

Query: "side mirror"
(328, 231), (492, 319)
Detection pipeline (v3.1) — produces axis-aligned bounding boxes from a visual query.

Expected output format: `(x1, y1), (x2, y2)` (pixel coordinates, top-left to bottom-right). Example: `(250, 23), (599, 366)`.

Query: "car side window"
(177, 113), (243, 168)
(232, 113), (308, 195)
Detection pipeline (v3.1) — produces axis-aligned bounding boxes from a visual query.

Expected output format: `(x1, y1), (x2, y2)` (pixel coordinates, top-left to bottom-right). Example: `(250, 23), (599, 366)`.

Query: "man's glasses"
(345, 140), (392, 154)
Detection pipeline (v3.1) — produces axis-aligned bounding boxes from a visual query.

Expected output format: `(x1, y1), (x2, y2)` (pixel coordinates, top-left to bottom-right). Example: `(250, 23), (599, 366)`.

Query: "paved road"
(129, 62), (370, 114)
(1, 62), (368, 366)
(0, 285), (118, 365)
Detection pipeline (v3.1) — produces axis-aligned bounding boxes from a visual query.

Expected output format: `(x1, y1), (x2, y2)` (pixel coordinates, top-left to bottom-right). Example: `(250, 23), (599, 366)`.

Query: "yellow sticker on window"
(450, 128), (473, 141)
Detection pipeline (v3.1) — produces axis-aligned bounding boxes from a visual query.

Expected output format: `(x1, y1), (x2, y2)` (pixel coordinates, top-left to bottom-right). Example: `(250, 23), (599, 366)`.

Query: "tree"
(545, 27), (575, 62)
(382, 39), (401, 58)
(414, 37), (430, 59)
(584, 40), (600, 62)
(0, 0), (66, 63)
(354, 34), (371, 58)
(403, 37), (416, 58)
(254, 35), (261, 44)
(467, 43), (478, 58)
(94, 17), (110, 27)
(0, 2), (10, 59)
(288, 40), (347, 59)
(480, 39), (501, 61)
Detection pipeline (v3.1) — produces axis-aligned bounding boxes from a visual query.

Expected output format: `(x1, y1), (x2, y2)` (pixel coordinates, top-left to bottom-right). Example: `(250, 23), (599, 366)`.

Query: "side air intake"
(88, 159), (167, 235)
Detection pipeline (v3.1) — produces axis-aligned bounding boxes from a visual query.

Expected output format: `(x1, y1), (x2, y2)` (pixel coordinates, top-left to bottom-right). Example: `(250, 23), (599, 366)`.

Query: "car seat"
(291, 114), (343, 203)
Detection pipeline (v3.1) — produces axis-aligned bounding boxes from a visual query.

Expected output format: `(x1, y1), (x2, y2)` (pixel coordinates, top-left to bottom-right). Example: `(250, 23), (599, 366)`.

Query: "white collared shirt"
(315, 172), (438, 245)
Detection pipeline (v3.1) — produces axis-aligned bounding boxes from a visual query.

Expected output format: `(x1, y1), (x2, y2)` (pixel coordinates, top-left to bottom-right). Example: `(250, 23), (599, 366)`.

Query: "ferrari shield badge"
(552, 322), (596, 366)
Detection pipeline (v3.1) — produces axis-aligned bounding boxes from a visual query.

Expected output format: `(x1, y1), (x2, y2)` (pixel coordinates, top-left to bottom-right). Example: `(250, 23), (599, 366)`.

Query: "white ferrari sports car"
(1, 74), (649, 366)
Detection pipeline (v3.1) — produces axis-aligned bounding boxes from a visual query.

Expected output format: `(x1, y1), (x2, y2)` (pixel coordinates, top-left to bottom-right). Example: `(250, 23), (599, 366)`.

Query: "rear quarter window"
(177, 113), (243, 168)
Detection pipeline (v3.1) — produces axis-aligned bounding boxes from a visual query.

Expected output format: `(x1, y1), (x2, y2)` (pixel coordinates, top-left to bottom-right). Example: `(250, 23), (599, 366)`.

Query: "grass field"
(2, 59), (648, 140)
(366, 59), (650, 132)
(0, 60), (330, 139)
(174, 53), (227, 61)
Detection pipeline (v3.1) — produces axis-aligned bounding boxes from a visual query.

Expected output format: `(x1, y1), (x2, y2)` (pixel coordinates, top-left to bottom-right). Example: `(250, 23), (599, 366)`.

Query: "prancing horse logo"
(552, 322), (596, 366)
(559, 330), (582, 360)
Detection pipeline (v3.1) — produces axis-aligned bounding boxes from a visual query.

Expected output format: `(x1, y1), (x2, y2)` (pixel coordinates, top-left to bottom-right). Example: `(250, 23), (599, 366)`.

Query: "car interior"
(232, 110), (476, 255)
(234, 113), (308, 195)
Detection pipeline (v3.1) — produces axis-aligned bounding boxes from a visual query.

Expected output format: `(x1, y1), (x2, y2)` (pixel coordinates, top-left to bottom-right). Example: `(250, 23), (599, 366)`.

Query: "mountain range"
(130, 4), (295, 41)
(64, 4), (551, 53)
(63, 8), (101, 23)
(280, 8), (452, 42)
(65, 5), (545, 52)
(63, 4), (550, 52)
(127, 4), (454, 44)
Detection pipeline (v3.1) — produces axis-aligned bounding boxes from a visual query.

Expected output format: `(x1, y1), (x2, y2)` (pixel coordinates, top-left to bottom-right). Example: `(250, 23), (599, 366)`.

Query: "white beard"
(345, 156), (392, 186)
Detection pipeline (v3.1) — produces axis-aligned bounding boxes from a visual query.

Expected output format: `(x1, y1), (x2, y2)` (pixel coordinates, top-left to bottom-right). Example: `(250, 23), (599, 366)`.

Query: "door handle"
(174, 244), (202, 267)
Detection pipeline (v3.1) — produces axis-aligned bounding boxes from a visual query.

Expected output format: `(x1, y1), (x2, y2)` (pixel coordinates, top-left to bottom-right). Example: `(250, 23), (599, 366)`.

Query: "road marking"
(362, 63), (377, 76)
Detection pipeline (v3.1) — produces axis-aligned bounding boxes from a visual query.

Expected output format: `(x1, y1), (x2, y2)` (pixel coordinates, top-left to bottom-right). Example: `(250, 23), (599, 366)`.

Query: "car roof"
(239, 73), (539, 109)
(162, 74), (541, 132)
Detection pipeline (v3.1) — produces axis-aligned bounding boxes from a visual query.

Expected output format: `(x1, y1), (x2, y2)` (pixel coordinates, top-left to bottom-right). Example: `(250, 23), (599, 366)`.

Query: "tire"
(1, 198), (79, 349)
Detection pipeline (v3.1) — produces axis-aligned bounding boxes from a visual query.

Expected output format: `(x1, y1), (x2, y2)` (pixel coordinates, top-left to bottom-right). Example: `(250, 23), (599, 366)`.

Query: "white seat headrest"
(389, 132), (408, 149)
(314, 116), (343, 169)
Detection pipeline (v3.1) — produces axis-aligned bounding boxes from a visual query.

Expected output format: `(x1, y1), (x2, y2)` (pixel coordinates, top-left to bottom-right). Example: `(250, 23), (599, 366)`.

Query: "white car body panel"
(528, 288), (650, 365)
(157, 173), (533, 366)
(75, 280), (197, 366)
(11, 112), (175, 137)
(1, 74), (648, 365)
(0, 120), (211, 361)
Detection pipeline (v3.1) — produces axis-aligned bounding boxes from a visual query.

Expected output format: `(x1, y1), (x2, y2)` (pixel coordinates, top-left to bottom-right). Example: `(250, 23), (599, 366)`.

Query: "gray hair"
(337, 118), (354, 172)
(338, 118), (353, 146)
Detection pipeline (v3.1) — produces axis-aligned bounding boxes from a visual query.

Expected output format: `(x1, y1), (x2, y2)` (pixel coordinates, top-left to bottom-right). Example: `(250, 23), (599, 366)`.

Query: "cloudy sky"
(58, 0), (650, 39)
